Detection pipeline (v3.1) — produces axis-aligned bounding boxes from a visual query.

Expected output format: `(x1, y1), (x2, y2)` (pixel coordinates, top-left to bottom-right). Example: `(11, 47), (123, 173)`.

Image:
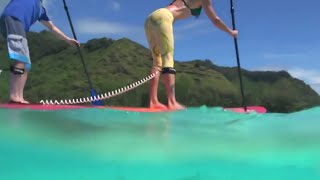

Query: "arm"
(40, 20), (80, 46)
(202, 0), (238, 37)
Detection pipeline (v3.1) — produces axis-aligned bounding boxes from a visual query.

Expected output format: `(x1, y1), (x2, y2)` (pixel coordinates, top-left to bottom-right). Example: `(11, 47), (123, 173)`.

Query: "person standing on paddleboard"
(0, 0), (79, 104)
(145, 0), (238, 110)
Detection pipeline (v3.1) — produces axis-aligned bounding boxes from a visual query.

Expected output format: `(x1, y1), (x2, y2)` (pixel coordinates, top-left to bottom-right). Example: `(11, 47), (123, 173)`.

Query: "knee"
(10, 65), (25, 75)
(161, 67), (176, 75)
(152, 66), (162, 73)
(10, 62), (31, 75)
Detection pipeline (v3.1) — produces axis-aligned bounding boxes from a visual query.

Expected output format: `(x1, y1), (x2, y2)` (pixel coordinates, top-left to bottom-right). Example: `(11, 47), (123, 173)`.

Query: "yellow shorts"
(145, 8), (174, 68)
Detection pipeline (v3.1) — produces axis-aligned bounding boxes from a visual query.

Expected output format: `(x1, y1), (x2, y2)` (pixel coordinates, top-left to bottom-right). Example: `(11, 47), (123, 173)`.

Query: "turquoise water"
(1, 106), (320, 180)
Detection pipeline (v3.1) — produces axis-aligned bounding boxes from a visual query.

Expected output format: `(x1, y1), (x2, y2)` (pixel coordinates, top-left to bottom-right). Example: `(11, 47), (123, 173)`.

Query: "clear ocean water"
(1, 106), (320, 180)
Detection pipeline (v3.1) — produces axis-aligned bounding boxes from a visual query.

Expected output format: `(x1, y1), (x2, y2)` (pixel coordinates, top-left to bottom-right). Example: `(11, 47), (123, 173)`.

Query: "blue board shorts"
(0, 16), (31, 70)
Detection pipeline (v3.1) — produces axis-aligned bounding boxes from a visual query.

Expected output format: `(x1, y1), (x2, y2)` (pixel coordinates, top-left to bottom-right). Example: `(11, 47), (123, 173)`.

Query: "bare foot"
(9, 97), (30, 104)
(168, 102), (186, 110)
(20, 99), (30, 104)
(150, 102), (167, 109)
(9, 97), (21, 103)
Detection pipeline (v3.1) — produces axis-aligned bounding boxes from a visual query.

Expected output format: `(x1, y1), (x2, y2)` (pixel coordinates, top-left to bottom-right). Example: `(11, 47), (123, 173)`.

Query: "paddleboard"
(0, 103), (267, 113)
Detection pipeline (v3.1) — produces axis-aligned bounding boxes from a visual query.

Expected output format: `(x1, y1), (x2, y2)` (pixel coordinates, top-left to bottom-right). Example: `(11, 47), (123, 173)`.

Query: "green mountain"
(0, 31), (319, 112)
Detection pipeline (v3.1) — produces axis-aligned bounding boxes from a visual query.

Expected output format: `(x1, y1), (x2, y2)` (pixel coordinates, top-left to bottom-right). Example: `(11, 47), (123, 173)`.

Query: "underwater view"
(1, 106), (320, 180)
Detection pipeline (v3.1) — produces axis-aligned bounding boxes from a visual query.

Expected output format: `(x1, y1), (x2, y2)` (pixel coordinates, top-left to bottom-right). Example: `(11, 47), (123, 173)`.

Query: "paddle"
(62, 0), (104, 106)
(230, 0), (247, 111)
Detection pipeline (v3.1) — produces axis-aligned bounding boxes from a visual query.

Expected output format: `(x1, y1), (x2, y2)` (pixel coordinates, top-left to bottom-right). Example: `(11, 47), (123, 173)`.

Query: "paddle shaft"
(62, 0), (94, 90)
(230, 0), (247, 111)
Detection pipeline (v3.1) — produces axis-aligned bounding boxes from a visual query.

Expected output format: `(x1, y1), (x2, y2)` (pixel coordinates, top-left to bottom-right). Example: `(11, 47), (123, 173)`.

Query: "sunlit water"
(1, 106), (320, 180)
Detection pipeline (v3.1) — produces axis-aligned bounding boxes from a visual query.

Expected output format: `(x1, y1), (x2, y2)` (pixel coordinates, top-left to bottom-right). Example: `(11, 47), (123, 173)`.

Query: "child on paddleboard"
(0, 0), (79, 104)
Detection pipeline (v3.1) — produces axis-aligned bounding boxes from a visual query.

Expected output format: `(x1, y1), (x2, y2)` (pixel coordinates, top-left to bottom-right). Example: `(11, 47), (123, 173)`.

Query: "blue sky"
(1, 0), (320, 94)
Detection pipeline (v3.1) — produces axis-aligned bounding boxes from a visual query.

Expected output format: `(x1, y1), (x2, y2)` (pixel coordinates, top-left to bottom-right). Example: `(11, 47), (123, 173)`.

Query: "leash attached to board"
(62, 0), (104, 106)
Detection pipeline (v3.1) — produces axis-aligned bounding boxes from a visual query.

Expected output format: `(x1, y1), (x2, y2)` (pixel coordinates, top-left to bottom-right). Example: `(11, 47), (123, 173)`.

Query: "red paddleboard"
(0, 104), (267, 113)
(224, 106), (267, 113)
(0, 104), (173, 112)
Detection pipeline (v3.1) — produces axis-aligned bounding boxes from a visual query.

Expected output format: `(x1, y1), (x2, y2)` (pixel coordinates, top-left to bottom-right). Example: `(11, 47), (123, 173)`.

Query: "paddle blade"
(90, 89), (104, 106)
(224, 106), (267, 114)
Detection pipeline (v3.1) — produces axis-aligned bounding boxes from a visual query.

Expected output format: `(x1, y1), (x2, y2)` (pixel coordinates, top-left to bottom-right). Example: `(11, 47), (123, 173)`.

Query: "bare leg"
(9, 62), (29, 104)
(149, 67), (167, 109)
(9, 74), (20, 102)
(19, 70), (29, 104)
(162, 73), (185, 110)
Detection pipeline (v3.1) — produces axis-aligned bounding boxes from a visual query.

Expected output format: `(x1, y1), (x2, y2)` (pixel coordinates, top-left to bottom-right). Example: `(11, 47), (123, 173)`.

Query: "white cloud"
(254, 66), (320, 95)
(175, 20), (207, 32)
(42, 0), (58, 11)
(288, 69), (320, 85)
(174, 20), (214, 39)
(312, 84), (320, 94)
(76, 18), (140, 35)
(109, 0), (120, 12)
(0, 0), (10, 12)
(262, 49), (320, 62)
(263, 52), (302, 60)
